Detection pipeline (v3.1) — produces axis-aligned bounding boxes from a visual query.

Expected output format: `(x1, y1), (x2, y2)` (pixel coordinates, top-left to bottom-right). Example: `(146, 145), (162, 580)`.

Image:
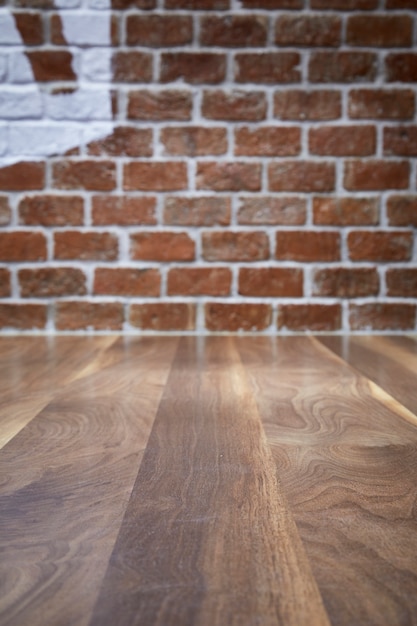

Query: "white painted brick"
(0, 124), (7, 155)
(0, 10), (21, 45)
(54, 0), (82, 8)
(0, 55), (7, 81)
(0, 88), (43, 119)
(82, 123), (114, 146)
(82, 49), (112, 82)
(7, 52), (34, 84)
(60, 13), (111, 46)
(45, 88), (113, 121)
(88, 0), (112, 8)
(8, 123), (82, 157)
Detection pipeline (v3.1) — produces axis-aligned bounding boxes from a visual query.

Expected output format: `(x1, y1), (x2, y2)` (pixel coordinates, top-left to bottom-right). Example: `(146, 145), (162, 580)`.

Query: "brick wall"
(0, 0), (416, 333)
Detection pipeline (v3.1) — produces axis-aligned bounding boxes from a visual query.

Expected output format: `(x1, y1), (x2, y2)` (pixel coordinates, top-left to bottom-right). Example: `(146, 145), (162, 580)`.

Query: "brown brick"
(276, 231), (340, 262)
(92, 196), (157, 226)
(94, 268), (160, 297)
(130, 303), (196, 331)
(54, 231), (119, 261)
(235, 126), (301, 156)
(239, 267), (303, 297)
(126, 15), (192, 46)
(56, 301), (123, 331)
(269, 161), (335, 192)
(12, 0), (53, 6)
(164, 196), (231, 226)
(161, 127), (227, 156)
(205, 302), (271, 332)
(275, 15), (341, 47)
(165, 0), (229, 8)
(386, 54), (417, 83)
(349, 303), (416, 331)
(112, 0), (156, 8)
(167, 267), (232, 296)
(202, 90), (267, 121)
(0, 232), (47, 261)
(313, 267), (379, 297)
(313, 197), (379, 226)
(0, 162), (45, 191)
(384, 126), (417, 157)
(348, 230), (412, 262)
(238, 197), (306, 225)
(130, 232), (195, 262)
(0, 304), (47, 330)
(14, 12), (43, 45)
(19, 195), (84, 226)
(112, 52), (152, 82)
(348, 89), (415, 120)
(160, 53), (226, 84)
(274, 89), (342, 121)
(124, 162), (187, 191)
(87, 127), (152, 158)
(386, 269), (417, 297)
(309, 125), (376, 156)
(197, 162), (261, 192)
(278, 304), (342, 331)
(309, 52), (377, 83)
(202, 231), (269, 262)
(386, 0), (417, 7)
(0, 268), (11, 297)
(242, 0), (302, 7)
(200, 15), (267, 47)
(311, 0), (377, 7)
(0, 196), (11, 225)
(128, 90), (192, 121)
(235, 52), (300, 83)
(347, 15), (412, 48)
(19, 268), (86, 298)
(26, 50), (75, 81)
(52, 160), (116, 191)
(387, 195), (417, 227)
(344, 160), (409, 190)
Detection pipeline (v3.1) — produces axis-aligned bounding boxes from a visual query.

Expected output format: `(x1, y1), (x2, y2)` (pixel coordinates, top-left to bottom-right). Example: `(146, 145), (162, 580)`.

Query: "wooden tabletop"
(0, 335), (416, 626)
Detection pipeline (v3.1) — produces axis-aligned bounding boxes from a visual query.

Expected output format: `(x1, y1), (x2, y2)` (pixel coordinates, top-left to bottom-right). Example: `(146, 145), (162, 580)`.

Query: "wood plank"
(90, 336), (329, 626)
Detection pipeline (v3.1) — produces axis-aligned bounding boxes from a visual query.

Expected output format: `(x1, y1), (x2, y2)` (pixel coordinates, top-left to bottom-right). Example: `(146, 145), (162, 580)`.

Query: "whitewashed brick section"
(0, 55), (7, 81)
(0, 125), (7, 155)
(0, 89), (43, 119)
(54, 0), (82, 8)
(0, 11), (21, 45)
(8, 124), (82, 157)
(82, 49), (112, 82)
(45, 88), (113, 121)
(88, 0), (112, 8)
(7, 53), (35, 84)
(60, 13), (111, 46)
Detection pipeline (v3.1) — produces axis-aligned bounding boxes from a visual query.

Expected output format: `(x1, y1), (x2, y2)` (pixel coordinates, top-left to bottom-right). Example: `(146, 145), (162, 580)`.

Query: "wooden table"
(0, 335), (416, 626)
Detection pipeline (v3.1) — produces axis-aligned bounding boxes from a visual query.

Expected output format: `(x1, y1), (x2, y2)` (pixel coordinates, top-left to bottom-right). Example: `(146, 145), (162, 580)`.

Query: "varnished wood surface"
(0, 335), (416, 626)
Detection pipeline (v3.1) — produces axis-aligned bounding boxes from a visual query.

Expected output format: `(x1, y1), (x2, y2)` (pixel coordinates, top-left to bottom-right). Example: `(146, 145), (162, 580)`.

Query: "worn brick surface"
(278, 304), (342, 331)
(130, 303), (196, 331)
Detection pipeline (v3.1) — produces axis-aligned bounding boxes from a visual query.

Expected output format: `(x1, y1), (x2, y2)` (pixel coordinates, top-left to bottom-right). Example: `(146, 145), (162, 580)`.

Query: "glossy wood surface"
(0, 335), (416, 626)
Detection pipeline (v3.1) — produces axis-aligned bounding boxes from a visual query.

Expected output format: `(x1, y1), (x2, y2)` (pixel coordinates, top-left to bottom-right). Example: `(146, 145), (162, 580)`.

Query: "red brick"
(348, 230), (412, 262)
(12, 0), (53, 5)
(56, 302), (123, 331)
(386, 269), (417, 297)
(161, 127), (227, 156)
(0, 232), (47, 262)
(311, 0), (377, 6)
(14, 12), (43, 45)
(197, 162), (261, 192)
(54, 231), (119, 261)
(276, 231), (340, 262)
(200, 15), (267, 47)
(235, 53), (300, 83)
(0, 162), (45, 191)
(241, 0), (302, 7)
(235, 126), (301, 156)
(309, 125), (376, 156)
(348, 89), (415, 120)
(164, 196), (231, 226)
(92, 196), (157, 226)
(111, 0), (156, 7)
(160, 53), (226, 84)
(344, 160), (409, 190)
(19, 195), (84, 226)
(165, 0), (229, 8)
(0, 304), (47, 330)
(205, 302), (271, 332)
(127, 90), (192, 121)
(202, 90), (267, 121)
(238, 196), (306, 225)
(52, 161), (116, 191)
(130, 303), (196, 331)
(384, 126), (417, 157)
(126, 15), (192, 46)
(347, 15), (412, 48)
(269, 161), (335, 192)
(239, 267), (303, 297)
(124, 162), (187, 191)
(94, 268), (160, 297)
(275, 15), (341, 47)
(87, 127), (152, 158)
(19, 268), (87, 298)
(0, 196), (11, 225)
(167, 267), (232, 296)
(349, 303), (416, 331)
(309, 52), (377, 83)
(386, 54), (417, 83)
(313, 197), (379, 226)
(112, 52), (152, 82)
(387, 195), (417, 227)
(313, 267), (379, 297)
(130, 232), (195, 262)
(202, 231), (269, 262)
(0, 269), (11, 297)
(277, 304), (341, 331)
(26, 50), (75, 81)
(274, 89), (342, 121)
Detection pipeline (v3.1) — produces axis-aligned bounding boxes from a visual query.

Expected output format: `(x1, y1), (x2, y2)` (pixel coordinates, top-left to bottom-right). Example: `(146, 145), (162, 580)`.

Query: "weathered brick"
(111, 0), (156, 7)
(313, 267), (379, 297)
(112, 52), (153, 83)
(87, 127), (152, 158)
(387, 195), (417, 227)
(348, 89), (415, 120)
(205, 302), (271, 331)
(269, 161), (335, 192)
(386, 54), (417, 82)
(164, 196), (231, 226)
(238, 196), (306, 225)
(202, 90), (267, 121)
(19, 268), (87, 298)
(0, 304), (47, 330)
(0, 268), (10, 297)
(344, 160), (409, 190)
(167, 267), (232, 296)
(384, 126), (417, 157)
(165, 0), (229, 8)
(200, 15), (267, 47)
(386, 0), (417, 7)
(349, 303), (416, 330)
(309, 125), (376, 156)
(0, 162), (45, 191)
(128, 90), (192, 121)
(94, 268), (160, 297)
(14, 12), (43, 45)
(276, 231), (340, 262)
(241, 0), (302, 7)
(239, 267), (303, 297)
(202, 231), (269, 262)
(160, 53), (226, 84)
(0, 232), (47, 261)
(92, 196), (157, 226)
(197, 162), (261, 192)
(56, 301), (123, 331)
(311, 0), (377, 7)
(275, 15), (341, 47)
(277, 304), (342, 331)
(386, 269), (417, 297)
(161, 127), (227, 156)
(126, 15), (192, 47)
(348, 230), (412, 261)
(274, 89), (342, 120)
(54, 231), (119, 261)
(19, 195), (84, 226)
(130, 232), (195, 261)
(52, 160), (116, 191)
(347, 15), (412, 47)
(235, 126), (300, 156)
(235, 52), (300, 83)
(309, 52), (377, 83)
(124, 162), (187, 191)
(0, 197), (11, 225)
(313, 197), (379, 225)
(26, 50), (76, 81)
(130, 303), (196, 331)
